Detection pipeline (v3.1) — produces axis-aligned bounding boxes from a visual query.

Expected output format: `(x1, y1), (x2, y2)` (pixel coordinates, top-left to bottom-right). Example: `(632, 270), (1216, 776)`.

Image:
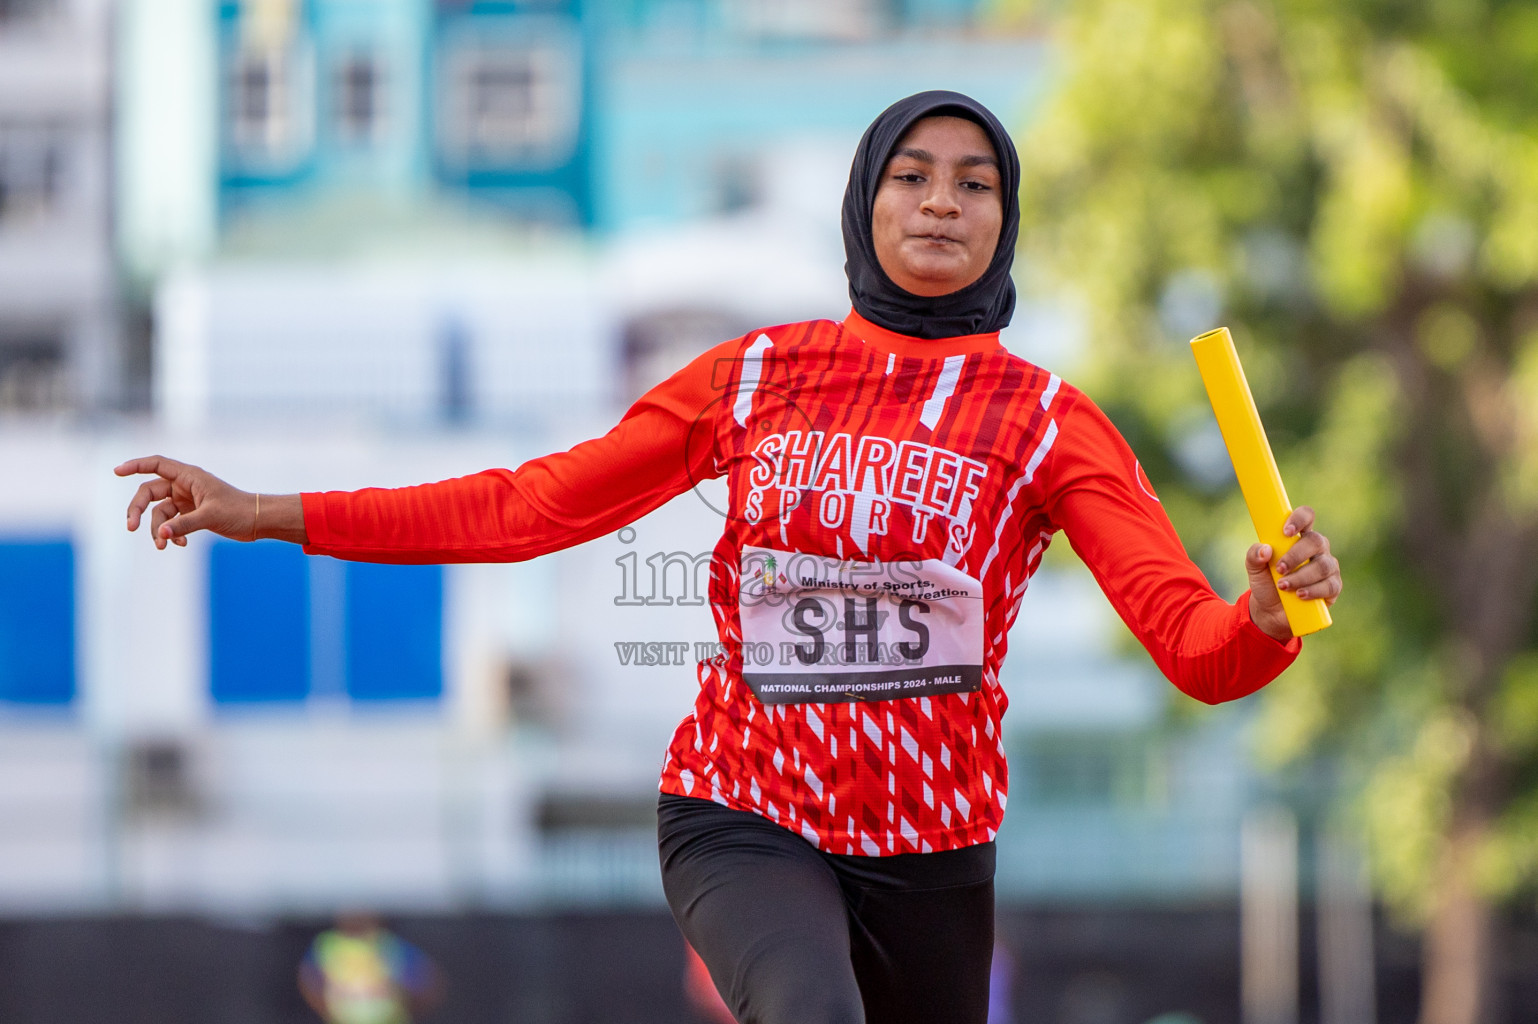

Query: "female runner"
(120, 91), (1343, 1024)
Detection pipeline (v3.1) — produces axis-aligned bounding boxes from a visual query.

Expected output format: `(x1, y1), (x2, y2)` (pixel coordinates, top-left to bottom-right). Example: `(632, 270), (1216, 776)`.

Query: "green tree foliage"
(1004, 0), (1538, 1018)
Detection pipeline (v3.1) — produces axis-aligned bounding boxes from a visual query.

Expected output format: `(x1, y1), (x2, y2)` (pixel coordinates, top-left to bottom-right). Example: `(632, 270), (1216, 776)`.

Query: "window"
(208, 541), (442, 705)
(334, 54), (386, 143)
(0, 333), (68, 412)
(0, 0), (57, 26)
(345, 562), (442, 700)
(226, 43), (313, 168)
(209, 540), (310, 703)
(0, 123), (64, 226)
(0, 539), (74, 705)
(232, 51), (280, 146)
(621, 309), (744, 403)
(436, 34), (580, 170)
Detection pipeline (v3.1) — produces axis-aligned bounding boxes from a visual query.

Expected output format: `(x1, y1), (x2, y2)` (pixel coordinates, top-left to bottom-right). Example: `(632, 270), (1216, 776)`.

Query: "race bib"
(737, 546), (984, 704)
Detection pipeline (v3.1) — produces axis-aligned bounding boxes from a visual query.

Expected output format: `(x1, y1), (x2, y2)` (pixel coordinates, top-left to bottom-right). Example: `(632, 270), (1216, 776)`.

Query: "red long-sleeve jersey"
(302, 311), (1300, 855)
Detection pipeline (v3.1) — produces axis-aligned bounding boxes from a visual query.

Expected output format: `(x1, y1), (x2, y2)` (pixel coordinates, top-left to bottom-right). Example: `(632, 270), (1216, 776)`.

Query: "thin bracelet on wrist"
(252, 493), (261, 541)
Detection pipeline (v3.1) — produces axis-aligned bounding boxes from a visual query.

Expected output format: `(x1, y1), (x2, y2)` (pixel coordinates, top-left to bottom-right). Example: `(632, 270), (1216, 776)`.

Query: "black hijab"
(841, 90), (1020, 339)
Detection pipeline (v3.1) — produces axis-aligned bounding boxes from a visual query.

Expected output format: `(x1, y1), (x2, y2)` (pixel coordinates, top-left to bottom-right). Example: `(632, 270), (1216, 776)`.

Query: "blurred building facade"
(0, 0), (120, 415)
(0, 0), (1298, 931)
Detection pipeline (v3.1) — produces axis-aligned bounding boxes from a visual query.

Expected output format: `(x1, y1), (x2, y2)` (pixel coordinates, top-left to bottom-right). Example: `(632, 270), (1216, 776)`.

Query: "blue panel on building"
(344, 562), (443, 701)
(210, 540), (311, 703)
(0, 539), (75, 705)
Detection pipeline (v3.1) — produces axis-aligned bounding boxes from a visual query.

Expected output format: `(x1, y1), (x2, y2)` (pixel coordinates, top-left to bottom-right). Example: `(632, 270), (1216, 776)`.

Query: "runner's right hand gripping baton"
(1190, 327), (1332, 637)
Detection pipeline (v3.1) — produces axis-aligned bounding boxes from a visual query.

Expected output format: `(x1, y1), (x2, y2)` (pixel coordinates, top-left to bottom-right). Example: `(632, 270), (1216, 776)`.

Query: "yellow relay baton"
(1190, 327), (1332, 637)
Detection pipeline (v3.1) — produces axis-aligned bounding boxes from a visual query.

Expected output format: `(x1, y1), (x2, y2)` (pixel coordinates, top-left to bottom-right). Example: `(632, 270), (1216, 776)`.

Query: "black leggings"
(657, 794), (995, 1024)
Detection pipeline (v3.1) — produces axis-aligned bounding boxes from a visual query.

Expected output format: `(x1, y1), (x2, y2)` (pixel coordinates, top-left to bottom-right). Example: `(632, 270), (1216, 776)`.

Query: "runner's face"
(871, 116), (1003, 299)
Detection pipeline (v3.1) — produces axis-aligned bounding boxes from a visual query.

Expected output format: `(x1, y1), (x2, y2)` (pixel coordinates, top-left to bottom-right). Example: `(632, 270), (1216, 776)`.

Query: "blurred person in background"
(120, 91), (1341, 1024)
(298, 912), (441, 1024)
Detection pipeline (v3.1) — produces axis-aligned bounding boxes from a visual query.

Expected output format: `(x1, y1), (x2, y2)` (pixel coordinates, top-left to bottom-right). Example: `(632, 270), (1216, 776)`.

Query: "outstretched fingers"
(152, 500), (213, 548)
(126, 477), (173, 531)
(115, 455), (191, 480)
(149, 498), (181, 550)
(120, 455), (197, 535)
(117, 454), (260, 549)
